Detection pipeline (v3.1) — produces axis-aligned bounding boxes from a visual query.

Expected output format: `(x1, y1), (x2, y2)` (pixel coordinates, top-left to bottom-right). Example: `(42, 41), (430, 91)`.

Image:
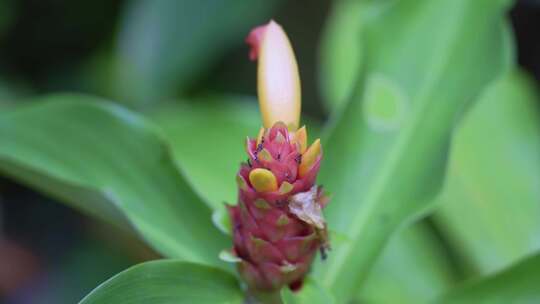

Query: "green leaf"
(358, 223), (455, 303)
(318, 0), (381, 111)
(439, 253), (540, 303)
(434, 70), (540, 276)
(148, 97), (261, 208)
(0, 94), (228, 266)
(314, 0), (511, 301)
(281, 278), (335, 304)
(79, 260), (243, 304)
(115, 0), (280, 105)
(319, 0), (513, 113)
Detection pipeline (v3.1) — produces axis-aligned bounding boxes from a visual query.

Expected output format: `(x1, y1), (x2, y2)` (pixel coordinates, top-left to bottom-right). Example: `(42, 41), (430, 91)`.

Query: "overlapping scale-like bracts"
(228, 122), (328, 292)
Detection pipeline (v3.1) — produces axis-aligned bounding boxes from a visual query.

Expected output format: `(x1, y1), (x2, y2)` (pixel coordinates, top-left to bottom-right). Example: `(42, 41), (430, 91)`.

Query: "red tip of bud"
(246, 24), (267, 61)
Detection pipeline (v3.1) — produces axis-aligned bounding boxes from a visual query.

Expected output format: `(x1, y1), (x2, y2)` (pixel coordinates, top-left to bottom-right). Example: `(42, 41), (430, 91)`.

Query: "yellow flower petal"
(279, 181), (294, 195)
(249, 168), (278, 192)
(299, 139), (321, 177)
(292, 126), (307, 154)
(258, 148), (274, 162)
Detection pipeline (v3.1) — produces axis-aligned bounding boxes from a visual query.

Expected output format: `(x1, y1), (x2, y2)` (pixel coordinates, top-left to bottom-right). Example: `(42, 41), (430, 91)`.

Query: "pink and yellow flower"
(228, 20), (329, 292)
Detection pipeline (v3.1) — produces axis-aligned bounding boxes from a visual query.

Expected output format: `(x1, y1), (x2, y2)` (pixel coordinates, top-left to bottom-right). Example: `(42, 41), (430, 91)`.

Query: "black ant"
(320, 246), (328, 260)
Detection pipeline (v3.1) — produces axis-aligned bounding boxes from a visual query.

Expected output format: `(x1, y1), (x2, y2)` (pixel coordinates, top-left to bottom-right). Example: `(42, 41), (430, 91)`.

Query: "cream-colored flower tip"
(246, 20), (301, 130)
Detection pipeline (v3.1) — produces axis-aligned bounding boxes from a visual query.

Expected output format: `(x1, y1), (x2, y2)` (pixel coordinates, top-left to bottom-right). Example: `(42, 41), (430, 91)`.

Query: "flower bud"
(246, 20), (301, 130)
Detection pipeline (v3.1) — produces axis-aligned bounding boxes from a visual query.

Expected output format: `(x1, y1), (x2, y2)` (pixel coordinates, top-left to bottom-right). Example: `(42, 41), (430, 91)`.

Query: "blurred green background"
(0, 0), (539, 303)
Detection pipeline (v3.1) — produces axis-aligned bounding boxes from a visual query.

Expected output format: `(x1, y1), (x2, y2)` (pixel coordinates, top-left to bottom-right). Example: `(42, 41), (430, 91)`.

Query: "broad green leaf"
(314, 0), (511, 301)
(439, 253), (540, 303)
(358, 223), (455, 303)
(317, 2), (515, 297)
(318, 0), (515, 112)
(281, 278), (335, 304)
(148, 97), (261, 208)
(318, 0), (381, 111)
(115, 0), (280, 105)
(80, 260), (243, 304)
(0, 94), (228, 267)
(434, 70), (540, 276)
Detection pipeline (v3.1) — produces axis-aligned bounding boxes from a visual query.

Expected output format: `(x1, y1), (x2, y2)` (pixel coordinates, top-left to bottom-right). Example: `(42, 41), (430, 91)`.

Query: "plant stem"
(245, 290), (283, 304)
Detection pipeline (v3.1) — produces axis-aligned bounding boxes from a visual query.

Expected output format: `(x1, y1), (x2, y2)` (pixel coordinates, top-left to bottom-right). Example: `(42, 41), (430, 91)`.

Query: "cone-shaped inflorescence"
(228, 19), (329, 294)
(228, 123), (329, 292)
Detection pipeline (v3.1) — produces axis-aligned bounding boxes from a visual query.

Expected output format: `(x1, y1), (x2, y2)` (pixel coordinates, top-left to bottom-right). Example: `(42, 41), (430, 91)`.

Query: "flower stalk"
(245, 289), (283, 304)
